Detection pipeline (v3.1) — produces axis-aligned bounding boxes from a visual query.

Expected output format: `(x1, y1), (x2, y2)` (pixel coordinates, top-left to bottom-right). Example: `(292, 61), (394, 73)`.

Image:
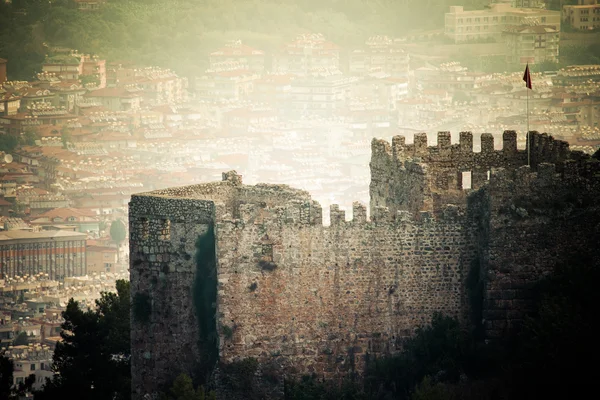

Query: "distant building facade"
(272, 34), (340, 76)
(286, 73), (355, 117)
(195, 68), (259, 101)
(0, 92), (20, 116)
(563, 0), (600, 30)
(5, 345), (54, 391)
(348, 36), (409, 78)
(0, 230), (87, 280)
(445, 3), (561, 43)
(86, 245), (118, 274)
(84, 87), (142, 111)
(503, 25), (560, 65)
(82, 55), (107, 88)
(209, 40), (265, 73)
(42, 54), (84, 81)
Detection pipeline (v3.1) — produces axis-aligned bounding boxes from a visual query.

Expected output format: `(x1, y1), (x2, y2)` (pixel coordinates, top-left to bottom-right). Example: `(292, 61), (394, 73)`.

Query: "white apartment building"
(445, 3), (561, 43)
(5, 344), (54, 391)
(563, 0), (600, 30)
(503, 25), (560, 66)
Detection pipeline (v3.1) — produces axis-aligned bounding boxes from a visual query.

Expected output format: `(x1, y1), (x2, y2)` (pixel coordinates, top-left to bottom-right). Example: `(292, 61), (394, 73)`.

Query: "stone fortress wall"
(215, 198), (476, 377)
(370, 131), (570, 217)
(479, 157), (600, 339)
(129, 131), (600, 400)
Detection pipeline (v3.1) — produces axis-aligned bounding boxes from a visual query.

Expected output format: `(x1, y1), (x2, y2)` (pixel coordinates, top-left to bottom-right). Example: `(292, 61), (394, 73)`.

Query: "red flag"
(523, 63), (532, 89)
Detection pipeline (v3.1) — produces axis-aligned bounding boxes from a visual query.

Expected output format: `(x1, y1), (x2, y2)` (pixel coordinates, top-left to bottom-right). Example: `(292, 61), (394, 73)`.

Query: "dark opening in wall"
(160, 219), (171, 241)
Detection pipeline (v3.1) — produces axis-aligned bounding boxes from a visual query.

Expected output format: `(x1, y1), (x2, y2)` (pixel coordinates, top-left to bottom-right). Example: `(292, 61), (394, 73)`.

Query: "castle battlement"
(370, 130), (575, 218)
(216, 197), (466, 229)
(130, 131), (600, 400)
(375, 131), (570, 165)
(489, 157), (600, 192)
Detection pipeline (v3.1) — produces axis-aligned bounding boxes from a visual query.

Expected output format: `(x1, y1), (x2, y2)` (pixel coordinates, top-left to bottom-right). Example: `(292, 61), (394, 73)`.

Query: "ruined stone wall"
(370, 131), (570, 218)
(215, 201), (476, 379)
(129, 173), (327, 399)
(129, 194), (215, 400)
(129, 131), (597, 399)
(478, 157), (600, 339)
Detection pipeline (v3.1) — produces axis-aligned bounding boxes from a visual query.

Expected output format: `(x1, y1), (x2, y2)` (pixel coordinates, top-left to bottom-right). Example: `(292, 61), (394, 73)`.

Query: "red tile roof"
(33, 207), (98, 220)
(86, 245), (117, 253)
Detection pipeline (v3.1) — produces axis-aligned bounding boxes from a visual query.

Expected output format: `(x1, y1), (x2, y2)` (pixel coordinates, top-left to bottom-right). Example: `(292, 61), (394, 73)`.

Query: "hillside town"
(0, 0), (600, 394)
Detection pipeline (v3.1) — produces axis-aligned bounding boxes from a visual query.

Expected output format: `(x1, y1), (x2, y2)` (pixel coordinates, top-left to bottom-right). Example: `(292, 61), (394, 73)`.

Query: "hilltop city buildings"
(1, 1), (600, 395)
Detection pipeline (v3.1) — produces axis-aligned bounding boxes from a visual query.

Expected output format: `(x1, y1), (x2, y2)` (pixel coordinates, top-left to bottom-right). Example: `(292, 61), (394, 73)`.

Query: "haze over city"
(0, 1), (599, 399)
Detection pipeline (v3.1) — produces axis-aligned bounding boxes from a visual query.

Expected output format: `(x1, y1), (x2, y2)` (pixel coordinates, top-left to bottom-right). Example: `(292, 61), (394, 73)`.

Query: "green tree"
(159, 373), (216, 400)
(109, 219), (127, 263)
(0, 135), (19, 153)
(20, 128), (40, 146)
(35, 280), (131, 400)
(365, 313), (468, 399)
(0, 354), (13, 400)
(13, 331), (29, 346)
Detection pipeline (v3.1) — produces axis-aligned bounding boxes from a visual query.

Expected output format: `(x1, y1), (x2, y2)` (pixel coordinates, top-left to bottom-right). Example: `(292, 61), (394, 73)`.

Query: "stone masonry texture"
(130, 132), (600, 400)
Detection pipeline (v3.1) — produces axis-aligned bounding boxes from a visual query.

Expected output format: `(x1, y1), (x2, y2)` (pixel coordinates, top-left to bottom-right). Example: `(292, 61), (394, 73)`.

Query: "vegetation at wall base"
(158, 373), (216, 400)
(7, 249), (591, 399)
(219, 357), (259, 392)
(283, 253), (599, 400)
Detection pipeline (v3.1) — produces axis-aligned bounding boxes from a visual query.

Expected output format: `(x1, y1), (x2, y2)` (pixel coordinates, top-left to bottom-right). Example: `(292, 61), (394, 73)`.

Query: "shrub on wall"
(221, 325), (233, 340)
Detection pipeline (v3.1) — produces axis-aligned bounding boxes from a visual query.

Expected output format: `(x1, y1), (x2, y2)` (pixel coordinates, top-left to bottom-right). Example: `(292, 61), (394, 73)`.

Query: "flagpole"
(527, 83), (530, 167)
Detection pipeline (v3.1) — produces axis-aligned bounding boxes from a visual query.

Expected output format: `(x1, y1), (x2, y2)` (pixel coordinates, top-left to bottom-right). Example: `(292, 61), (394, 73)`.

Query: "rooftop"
(0, 230), (87, 242)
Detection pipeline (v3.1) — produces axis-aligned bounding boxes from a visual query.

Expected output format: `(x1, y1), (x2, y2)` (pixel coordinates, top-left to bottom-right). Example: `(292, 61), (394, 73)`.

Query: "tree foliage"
(35, 280), (131, 400)
(110, 219), (127, 244)
(0, 135), (19, 153)
(0, 355), (13, 400)
(159, 373), (216, 400)
(21, 128), (40, 146)
(364, 313), (470, 400)
(12, 331), (29, 346)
